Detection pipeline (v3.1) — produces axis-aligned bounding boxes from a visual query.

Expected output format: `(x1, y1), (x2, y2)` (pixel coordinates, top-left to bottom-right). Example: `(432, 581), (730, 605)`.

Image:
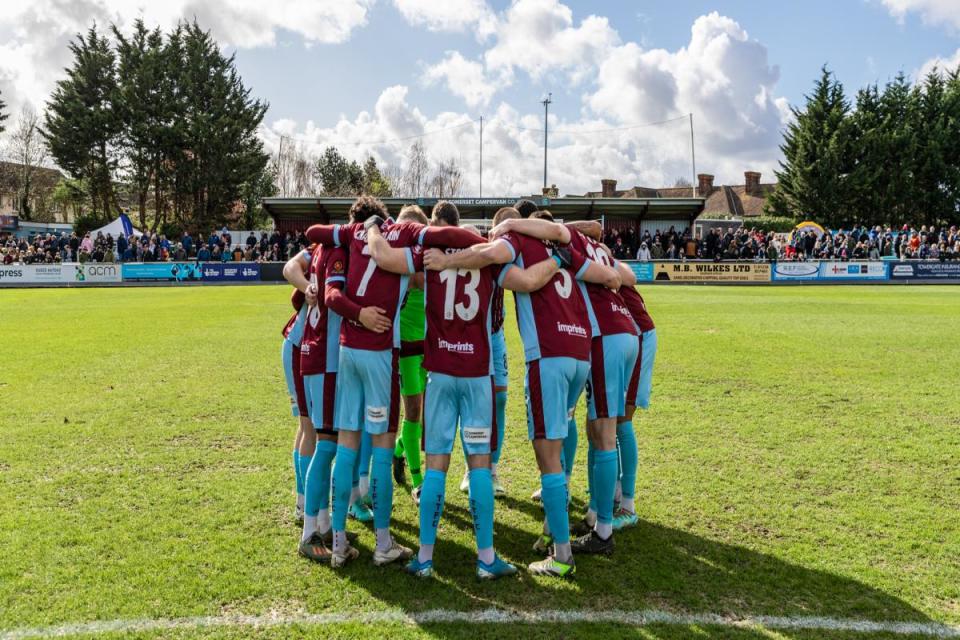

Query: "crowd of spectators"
(603, 223), (960, 262)
(4, 222), (959, 265)
(1, 228), (310, 265)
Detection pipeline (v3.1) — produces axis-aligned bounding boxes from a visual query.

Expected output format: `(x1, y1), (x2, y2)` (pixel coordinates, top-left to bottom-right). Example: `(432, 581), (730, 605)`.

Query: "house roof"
(577, 180), (776, 218)
(0, 161), (64, 191)
(701, 184), (775, 218)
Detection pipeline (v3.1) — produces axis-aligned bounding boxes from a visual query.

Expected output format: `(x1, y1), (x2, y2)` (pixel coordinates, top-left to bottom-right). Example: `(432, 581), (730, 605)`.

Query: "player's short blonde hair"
(398, 204), (428, 224)
(492, 207), (520, 226)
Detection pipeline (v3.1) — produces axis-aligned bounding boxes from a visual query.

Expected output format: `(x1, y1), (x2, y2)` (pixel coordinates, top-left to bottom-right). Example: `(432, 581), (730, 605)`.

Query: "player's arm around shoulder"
(563, 243), (621, 290)
(566, 220), (602, 241)
(424, 239), (514, 271)
(500, 256), (560, 293)
(490, 217), (571, 244)
(282, 249), (311, 293)
(366, 222), (414, 275)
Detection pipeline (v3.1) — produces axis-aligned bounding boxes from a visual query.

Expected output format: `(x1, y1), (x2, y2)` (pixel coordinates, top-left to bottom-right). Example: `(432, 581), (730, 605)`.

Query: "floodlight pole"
(690, 113), (697, 198)
(542, 93), (552, 190)
(479, 116), (483, 198)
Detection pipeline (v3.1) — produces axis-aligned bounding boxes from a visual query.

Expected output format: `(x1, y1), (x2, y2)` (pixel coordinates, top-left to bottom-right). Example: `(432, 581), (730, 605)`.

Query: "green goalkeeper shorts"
(399, 353), (427, 396)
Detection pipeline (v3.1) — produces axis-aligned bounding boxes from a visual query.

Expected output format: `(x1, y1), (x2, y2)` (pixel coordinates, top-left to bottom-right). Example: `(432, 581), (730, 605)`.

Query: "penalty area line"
(2, 609), (959, 639)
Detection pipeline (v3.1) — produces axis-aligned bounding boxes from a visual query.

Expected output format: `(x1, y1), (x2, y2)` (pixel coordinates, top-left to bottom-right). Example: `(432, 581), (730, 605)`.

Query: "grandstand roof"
(263, 195), (704, 232)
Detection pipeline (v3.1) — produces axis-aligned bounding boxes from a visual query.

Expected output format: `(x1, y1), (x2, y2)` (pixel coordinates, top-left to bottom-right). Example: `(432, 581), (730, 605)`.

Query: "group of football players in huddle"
(281, 196), (656, 579)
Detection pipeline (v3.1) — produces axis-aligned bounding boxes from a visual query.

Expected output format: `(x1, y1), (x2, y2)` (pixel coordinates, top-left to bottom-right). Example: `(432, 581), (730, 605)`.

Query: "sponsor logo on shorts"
(462, 427), (490, 444)
(438, 338), (475, 354)
(556, 321), (587, 337)
(367, 406), (388, 422)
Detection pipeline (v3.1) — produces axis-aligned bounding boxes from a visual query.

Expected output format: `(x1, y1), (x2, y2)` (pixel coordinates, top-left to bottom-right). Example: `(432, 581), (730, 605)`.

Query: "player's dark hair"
(492, 207), (520, 226)
(514, 199), (539, 218)
(348, 195), (388, 223)
(431, 200), (460, 227)
(398, 205), (428, 225)
(531, 209), (554, 222)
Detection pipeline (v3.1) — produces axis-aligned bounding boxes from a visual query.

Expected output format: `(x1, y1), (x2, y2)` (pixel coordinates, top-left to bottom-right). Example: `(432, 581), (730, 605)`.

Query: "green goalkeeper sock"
(394, 436), (405, 459)
(401, 419), (423, 488)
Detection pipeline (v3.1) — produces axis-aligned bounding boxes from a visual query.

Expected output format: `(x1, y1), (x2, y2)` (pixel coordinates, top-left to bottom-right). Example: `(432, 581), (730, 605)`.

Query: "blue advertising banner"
(771, 262), (820, 281)
(817, 261), (887, 280)
(889, 261), (960, 280)
(122, 262), (202, 281)
(626, 261), (654, 282)
(201, 263), (260, 281)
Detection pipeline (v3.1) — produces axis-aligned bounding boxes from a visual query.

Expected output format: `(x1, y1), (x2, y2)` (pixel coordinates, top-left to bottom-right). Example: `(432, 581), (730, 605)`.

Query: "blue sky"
(1, 0), (958, 194)
(232, 1), (959, 128)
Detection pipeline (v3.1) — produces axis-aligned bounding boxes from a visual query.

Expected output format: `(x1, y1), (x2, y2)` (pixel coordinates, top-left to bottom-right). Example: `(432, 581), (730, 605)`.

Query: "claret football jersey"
(281, 249), (311, 347)
(564, 226), (637, 338)
(497, 232), (593, 362)
(619, 285), (655, 333)
(307, 221), (423, 351)
(300, 245), (347, 376)
(411, 228), (498, 378)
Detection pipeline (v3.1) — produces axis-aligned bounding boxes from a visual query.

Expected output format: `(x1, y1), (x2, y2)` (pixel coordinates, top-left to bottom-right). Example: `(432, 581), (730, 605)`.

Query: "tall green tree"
(361, 156), (392, 196)
(113, 19), (167, 230)
(315, 146), (362, 196)
(169, 21), (269, 230)
(238, 164), (277, 229)
(846, 84), (884, 226)
(43, 25), (121, 217)
(767, 66), (851, 226)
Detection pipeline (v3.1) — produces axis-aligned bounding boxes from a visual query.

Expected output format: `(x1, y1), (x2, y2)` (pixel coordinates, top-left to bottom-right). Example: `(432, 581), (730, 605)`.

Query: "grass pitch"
(1, 284), (958, 639)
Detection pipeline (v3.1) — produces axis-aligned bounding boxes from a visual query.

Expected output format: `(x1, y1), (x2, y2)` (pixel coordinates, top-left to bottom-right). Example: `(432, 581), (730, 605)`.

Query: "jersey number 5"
(439, 268), (480, 321)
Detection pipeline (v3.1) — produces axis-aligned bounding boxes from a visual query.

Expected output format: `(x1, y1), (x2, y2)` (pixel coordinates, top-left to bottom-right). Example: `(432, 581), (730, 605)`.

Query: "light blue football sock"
(616, 421), (638, 500)
(491, 391), (507, 465)
(358, 431), (373, 486)
(297, 452), (312, 500)
(587, 441), (597, 514)
(593, 449), (618, 531)
(332, 445), (357, 533)
(293, 450), (303, 496)
(370, 447), (395, 530)
(541, 472), (570, 544)
(419, 469), (447, 549)
(469, 467), (495, 553)
(305, 440), (337, 517)
(562, 419), (578, 476)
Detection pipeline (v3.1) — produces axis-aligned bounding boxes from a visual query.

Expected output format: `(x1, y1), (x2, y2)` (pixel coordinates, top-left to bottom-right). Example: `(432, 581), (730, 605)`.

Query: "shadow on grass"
(329, 514), (933, 640)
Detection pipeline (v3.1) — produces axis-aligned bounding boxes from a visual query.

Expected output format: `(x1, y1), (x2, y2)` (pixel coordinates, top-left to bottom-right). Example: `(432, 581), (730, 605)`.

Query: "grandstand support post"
(542, 93), (552, 190)
(689, 113), (697, 198)
(479, 116), (483, 198)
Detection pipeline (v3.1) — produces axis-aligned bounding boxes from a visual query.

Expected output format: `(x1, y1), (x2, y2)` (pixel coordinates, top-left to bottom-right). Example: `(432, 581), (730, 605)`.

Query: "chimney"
(542, 184), (558, 198)
(697, 174), (714, 196)
(601, 178), (617, 198)
(744, 171), (761, 196)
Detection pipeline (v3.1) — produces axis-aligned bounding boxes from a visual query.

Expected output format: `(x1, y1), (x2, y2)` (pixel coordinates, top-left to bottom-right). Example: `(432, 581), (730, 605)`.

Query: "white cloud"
(585, 12), (786, 185)
(0, 0), (373, 118)
(880, 0), (960, 31)
(917, 48), (960, 79)
(422, 51), (497, 108)
(392, 0), (496, 38)
(483, 0), (619, 84)
(264, 8), (791, 197)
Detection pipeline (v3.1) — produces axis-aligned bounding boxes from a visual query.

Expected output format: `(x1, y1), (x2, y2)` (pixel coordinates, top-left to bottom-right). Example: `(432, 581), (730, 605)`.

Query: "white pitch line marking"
(2, 609), (959, 639)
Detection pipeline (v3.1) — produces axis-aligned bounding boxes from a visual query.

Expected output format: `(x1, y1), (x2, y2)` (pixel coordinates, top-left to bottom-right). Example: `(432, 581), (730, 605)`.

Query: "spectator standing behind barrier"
(197, 244), (211, 261)
(636, 242), (651, 261)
